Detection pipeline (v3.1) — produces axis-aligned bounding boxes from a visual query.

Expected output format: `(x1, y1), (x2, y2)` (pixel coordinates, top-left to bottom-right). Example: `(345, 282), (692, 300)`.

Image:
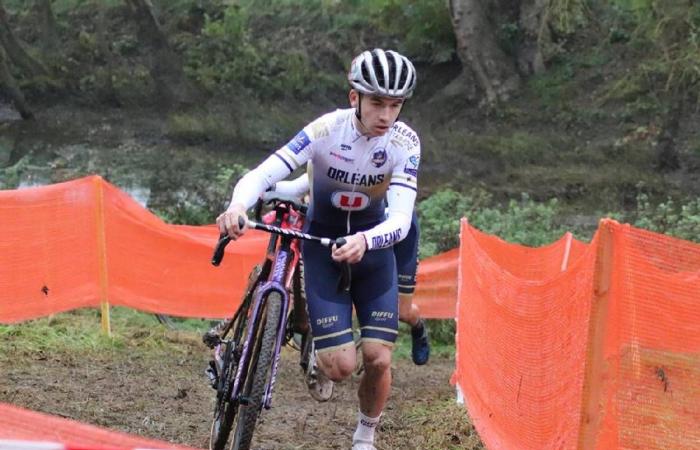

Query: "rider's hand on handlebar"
(217, 203), (248, 240)
(331, 232), (367, 264)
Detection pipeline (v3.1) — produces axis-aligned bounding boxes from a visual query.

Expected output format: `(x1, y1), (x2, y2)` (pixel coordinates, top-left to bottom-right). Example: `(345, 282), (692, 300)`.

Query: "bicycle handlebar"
(211, 216), (351, 292)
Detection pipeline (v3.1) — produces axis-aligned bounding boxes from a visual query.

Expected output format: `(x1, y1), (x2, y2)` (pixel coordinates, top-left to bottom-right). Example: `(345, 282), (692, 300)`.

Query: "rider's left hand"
(331, 233), (367, 264)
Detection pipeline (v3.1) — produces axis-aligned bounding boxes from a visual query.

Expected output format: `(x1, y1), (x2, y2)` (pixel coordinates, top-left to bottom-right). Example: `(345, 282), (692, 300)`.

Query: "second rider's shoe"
(351, 441), (377, 450)
(411, 319), (430, 366)
(305, 350), (334, 402)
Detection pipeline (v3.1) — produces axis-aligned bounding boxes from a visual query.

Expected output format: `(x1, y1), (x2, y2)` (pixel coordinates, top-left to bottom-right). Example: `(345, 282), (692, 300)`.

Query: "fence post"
(93, 176), (111, 336)
(561, 232), (573, 271)
(578, 219), (616, 449)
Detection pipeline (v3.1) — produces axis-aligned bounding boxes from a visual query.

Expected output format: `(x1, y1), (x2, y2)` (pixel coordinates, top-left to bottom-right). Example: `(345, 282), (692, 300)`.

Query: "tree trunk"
(655, 97), (682, 172)
(35, 0), (59, 54)
(124, 0), (198, 109)
(0, 45), (33, 119)
(95, 5), (120, 106)
(449, 0), (520, 104)
(0, 0), (48, 78)
(517, 0), (549, 75)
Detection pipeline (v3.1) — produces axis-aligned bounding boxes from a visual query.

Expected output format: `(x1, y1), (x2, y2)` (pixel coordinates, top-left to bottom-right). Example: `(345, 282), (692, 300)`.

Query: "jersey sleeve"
(273, 112), (333, 173)
(362, 130), (420, 250)
(229, 113), (332, 209)
(271, 173), (310, 197)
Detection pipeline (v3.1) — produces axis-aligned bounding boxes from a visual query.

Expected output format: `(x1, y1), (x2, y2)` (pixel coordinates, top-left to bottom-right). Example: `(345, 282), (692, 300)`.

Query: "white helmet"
(348, 49), (417, 99)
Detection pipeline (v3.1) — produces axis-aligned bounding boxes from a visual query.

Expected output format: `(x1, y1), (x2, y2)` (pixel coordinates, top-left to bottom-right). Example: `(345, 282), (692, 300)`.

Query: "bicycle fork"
(229, 251), (291, 411)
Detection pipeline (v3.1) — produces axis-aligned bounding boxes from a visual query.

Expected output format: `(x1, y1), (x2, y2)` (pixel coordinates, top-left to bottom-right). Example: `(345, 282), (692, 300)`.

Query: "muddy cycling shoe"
(351, 441), (377, 450)
(202, 330), (221, 349)
(411, 319), (430, 366)
(305, 351), (334, 402)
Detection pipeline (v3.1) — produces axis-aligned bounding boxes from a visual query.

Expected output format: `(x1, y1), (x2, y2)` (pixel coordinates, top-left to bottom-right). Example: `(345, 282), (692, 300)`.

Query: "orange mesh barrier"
(0, 402), (198, 448)
(414, 248), (459, 319)
(581, 222), (700, 449)
(0, 176), (266, 322)
(454, 219), (700, 450)
(0, 176), (455, 322)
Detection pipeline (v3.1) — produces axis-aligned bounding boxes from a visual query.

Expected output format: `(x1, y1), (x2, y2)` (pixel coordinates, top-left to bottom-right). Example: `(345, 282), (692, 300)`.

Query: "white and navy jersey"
(231, 108), (420, 249)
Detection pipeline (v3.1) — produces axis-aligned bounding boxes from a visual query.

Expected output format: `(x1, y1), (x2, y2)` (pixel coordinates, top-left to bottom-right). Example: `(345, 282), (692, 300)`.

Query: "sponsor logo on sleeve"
(371, 228), (402, 248)
(371, 148), (387, 168)
(331, 191), (370, 211)
(286, 130), (311, 154)
(391, 124), (419, 147)
(403, 154), (420, 177)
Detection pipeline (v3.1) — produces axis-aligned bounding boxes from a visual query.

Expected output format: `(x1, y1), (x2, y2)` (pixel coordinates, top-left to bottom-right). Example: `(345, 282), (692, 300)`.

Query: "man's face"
(350, 90), (404, 137)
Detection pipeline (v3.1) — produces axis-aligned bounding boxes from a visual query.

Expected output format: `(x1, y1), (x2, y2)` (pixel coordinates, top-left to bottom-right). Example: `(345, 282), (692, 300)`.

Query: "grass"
(0, 307), (456, 362)
(381, 398), (484, 450)
(392, 321), (456, 361)
(0, 307), (208, 361)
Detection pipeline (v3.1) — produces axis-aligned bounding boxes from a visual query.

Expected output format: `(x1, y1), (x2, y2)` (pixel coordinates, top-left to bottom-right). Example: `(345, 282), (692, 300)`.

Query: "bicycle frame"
(229, 203), (304, 410)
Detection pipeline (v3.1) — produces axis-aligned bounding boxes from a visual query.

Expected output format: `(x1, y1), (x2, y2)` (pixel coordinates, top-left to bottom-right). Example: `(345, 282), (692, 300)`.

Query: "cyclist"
(217, 48), (419, 450)
(271, 174), (430, 365)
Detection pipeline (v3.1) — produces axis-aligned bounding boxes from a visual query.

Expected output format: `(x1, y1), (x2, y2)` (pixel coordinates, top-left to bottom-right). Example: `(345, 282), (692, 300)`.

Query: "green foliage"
(362, 0), (455, 63)
(528, 61), (577, 107)
(606, 0), (700, 98)
(418, 188), (567, 257)
(152, 163), (248, 225)
(630, 192), (700, 242)
(547, 0), (589, 35)
(181, 0), (454, 97)
(167, 111), (239, 143)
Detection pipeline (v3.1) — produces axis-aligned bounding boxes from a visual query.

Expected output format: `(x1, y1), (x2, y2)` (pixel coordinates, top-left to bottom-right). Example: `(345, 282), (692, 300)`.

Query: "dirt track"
(1, 331), (482, 450)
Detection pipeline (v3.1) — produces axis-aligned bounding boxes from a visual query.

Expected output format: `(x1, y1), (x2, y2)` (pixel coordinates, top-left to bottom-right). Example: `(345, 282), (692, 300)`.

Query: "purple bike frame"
(229, 244), (294, 410)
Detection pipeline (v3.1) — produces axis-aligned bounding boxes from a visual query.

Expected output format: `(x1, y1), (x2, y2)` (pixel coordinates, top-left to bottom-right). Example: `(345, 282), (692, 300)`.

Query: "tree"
(448, 0), (521, 104)
(35, 0), (59, 54)
(0, 1), (48, 78)
(516, 0), (548, 75)
(0, 0), (48, 119)
(124, 0), (199, 109)
(0, 45), (33, 119)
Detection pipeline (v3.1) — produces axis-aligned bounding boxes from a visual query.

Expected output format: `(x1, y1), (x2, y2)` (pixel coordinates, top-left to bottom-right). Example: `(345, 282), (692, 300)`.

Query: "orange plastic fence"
(454, 219), (700, 450)
(414, 248), (458, 319)
(0, 176), (267, 322)
(0, 176), (456, 323)
(0, 402), (198, 448)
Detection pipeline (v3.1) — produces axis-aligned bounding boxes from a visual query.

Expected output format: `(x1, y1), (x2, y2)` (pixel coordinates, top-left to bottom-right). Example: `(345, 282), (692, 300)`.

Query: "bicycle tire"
(229, 291), (283, 450)
(209, 302), (254, 450)
(209, 264), (266, 450)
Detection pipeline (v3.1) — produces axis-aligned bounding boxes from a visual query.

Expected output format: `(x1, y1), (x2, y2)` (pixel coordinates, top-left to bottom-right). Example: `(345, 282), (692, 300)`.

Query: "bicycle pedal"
(205, 361), (218, 388)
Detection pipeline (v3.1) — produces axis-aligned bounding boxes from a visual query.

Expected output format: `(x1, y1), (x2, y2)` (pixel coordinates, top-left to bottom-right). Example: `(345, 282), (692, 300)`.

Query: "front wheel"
(229, 291), (283, 450)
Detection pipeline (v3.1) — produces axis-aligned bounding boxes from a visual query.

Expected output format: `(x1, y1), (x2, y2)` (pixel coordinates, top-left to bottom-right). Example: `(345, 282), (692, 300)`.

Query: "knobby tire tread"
(230, 291), (282, 450)
(209, 273), (260, 450)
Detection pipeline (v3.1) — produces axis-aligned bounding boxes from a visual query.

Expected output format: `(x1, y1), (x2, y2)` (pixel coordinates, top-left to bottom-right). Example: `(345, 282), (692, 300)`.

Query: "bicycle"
(203, 193), (351, 450)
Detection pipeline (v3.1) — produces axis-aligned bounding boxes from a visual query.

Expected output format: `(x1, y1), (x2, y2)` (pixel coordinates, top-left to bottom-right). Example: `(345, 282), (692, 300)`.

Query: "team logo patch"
(404, 154), (420, 176)
(371, 148), (387, 168)
(286, 130), (311, 154)
(331, 191), (370, 211)
(340, 144), (352, 151)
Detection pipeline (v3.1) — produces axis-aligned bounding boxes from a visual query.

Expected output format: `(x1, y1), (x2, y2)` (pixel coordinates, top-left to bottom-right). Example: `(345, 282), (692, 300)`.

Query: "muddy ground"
(0, 329), (483, 450)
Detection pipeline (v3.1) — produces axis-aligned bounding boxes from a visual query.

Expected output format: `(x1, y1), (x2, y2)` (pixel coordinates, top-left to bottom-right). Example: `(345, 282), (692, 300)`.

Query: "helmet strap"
(396, 99), (407, 122)
(355, 92), (363, 121)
